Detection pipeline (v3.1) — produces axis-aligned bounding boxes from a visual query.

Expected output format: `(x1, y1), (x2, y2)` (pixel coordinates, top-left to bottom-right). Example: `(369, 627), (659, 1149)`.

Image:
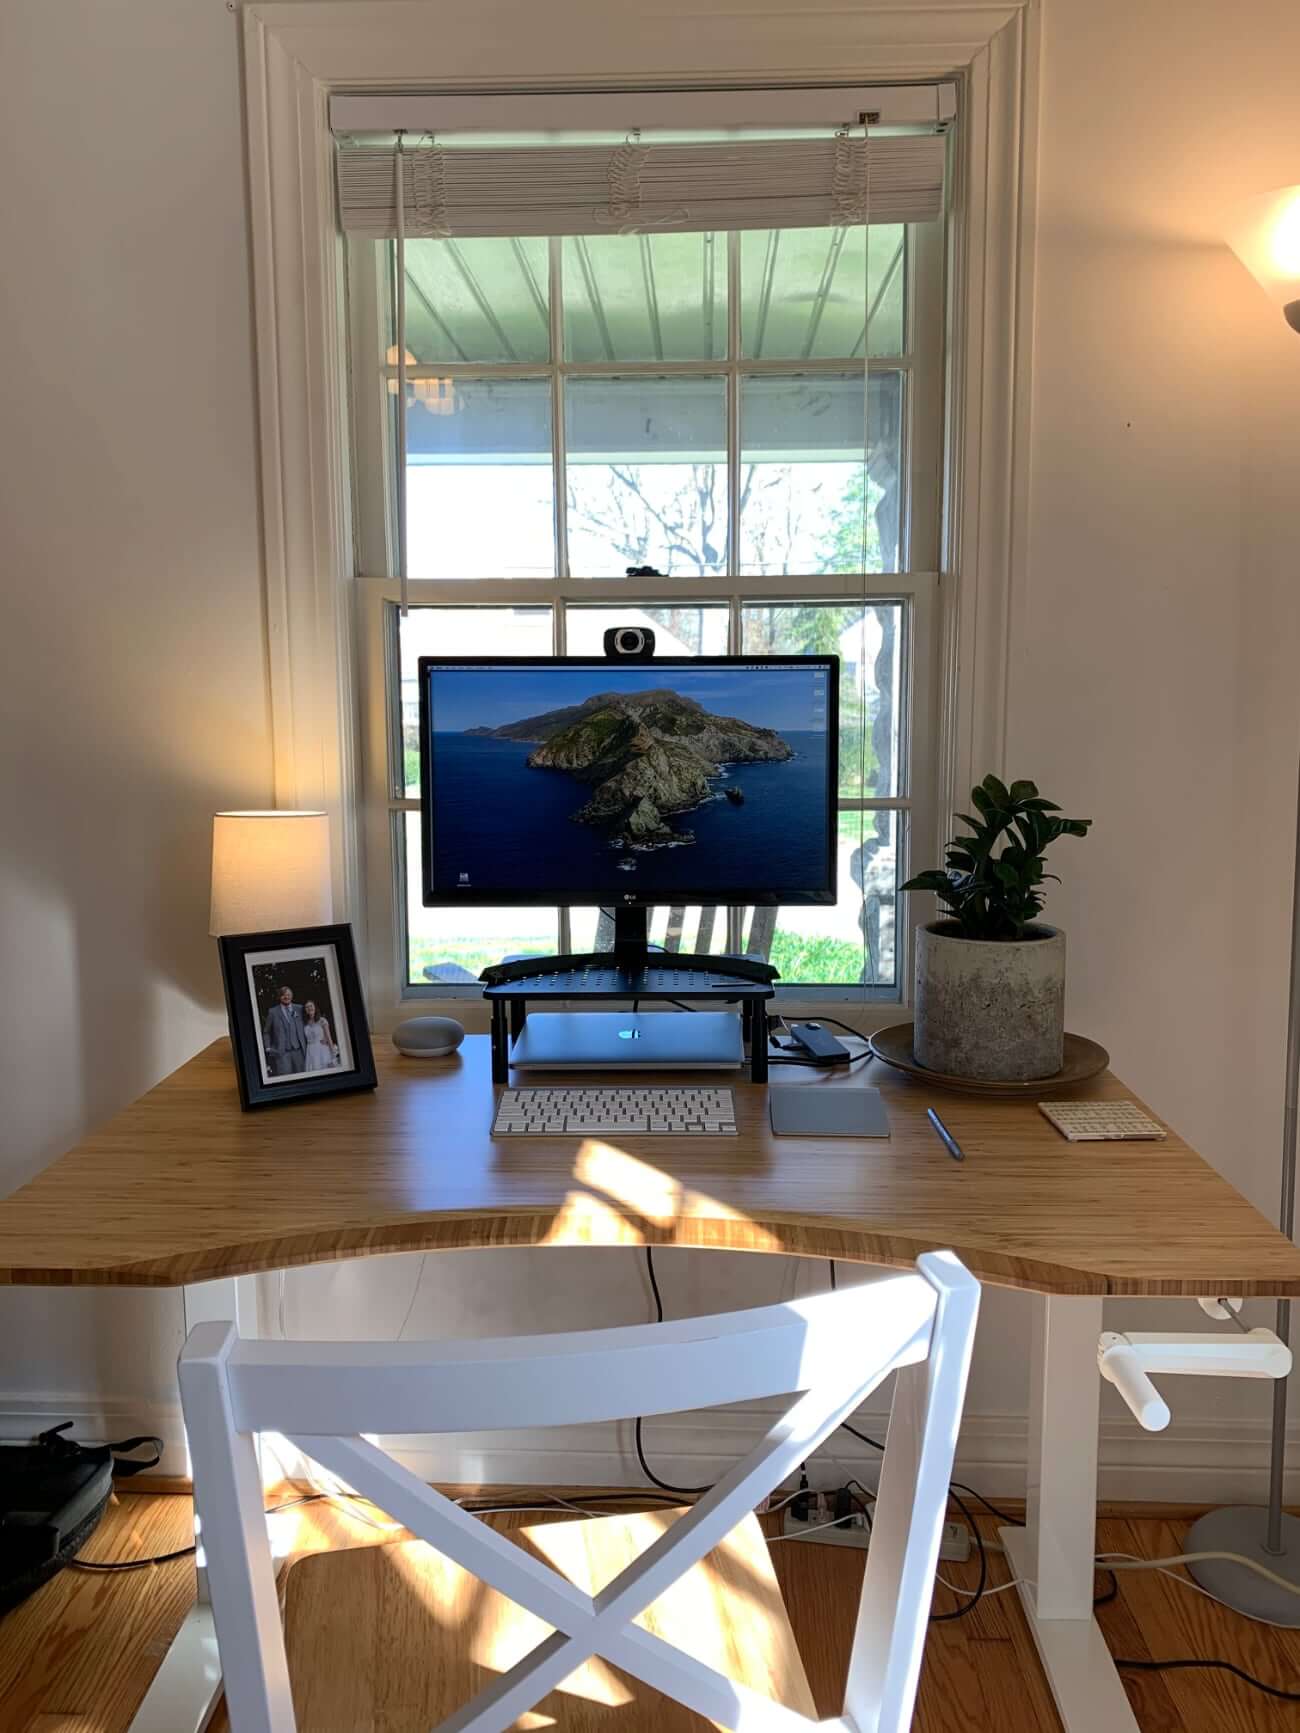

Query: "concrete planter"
(914, 921), (1066, 1081)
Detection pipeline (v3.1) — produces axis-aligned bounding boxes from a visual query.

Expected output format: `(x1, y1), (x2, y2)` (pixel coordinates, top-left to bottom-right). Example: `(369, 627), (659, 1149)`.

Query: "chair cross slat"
(181, 1250), (979, 1733)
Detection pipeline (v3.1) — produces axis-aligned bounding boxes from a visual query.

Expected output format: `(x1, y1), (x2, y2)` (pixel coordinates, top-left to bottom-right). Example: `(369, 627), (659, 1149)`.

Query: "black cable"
(635, 1246), (714, 1497)
(948, 1481), (1019, 1528)
(838, 1421), (1020, 1531)
(1088, 1569), (1300, 1702)
(839, 1420), (885, 1451)
(71, 1492), (338, 1572)
(1112, 1657), (1300, 1703)
(767, 1050), (873, 1071)
(828, 1259), (837, 1290)
(928, 1488), (988, 1622)
(78, 1484), (707, 1573)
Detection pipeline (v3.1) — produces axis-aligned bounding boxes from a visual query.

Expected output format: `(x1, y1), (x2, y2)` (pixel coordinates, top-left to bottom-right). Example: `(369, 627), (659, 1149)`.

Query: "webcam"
(603, 626), (656, 660)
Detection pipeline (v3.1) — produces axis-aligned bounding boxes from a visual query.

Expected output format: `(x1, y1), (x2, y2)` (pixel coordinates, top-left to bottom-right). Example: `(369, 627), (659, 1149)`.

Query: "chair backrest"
(181, 1250), (979, 1733)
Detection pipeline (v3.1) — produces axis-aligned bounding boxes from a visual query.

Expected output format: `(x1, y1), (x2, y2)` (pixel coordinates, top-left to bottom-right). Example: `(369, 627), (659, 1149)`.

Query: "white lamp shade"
(210, 811), (333, 936)
(1225, 184), (1300, 324)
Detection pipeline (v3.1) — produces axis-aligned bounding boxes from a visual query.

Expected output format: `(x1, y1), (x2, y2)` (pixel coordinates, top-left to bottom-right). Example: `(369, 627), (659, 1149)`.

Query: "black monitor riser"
(480, 907), (778, 1084)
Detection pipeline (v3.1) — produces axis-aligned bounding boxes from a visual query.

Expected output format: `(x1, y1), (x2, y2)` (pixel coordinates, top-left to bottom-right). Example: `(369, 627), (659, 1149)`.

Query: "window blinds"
(335, 132), (946, 240)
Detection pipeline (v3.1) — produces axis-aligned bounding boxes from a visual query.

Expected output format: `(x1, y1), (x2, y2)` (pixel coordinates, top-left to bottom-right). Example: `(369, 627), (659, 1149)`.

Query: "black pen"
(927, 1107), (965, 1163)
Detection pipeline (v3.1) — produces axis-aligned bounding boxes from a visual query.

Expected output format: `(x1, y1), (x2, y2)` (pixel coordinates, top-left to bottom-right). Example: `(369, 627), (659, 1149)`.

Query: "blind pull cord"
(393, 131), (409, 616)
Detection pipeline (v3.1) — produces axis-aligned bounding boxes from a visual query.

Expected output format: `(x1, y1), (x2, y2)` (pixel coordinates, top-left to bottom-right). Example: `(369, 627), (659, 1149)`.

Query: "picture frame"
(217, 923), (377, 1110)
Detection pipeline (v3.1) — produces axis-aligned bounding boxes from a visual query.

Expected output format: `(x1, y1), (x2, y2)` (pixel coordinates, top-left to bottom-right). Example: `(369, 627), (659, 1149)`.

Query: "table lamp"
(1182, 184), (1300, 1623)
(209, 810), (333, 936)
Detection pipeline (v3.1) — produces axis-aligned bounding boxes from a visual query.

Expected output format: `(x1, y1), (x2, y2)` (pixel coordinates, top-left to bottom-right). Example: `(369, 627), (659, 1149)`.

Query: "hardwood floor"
(2, 1491), (1299, 1731)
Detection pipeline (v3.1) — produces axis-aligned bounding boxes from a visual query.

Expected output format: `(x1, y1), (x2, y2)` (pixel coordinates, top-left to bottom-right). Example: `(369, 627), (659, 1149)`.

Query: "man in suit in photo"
(263, 983), (307, 1077)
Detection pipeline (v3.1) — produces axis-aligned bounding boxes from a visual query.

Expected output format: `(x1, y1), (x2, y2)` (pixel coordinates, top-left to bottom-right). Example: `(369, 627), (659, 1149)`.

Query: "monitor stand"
(480, 908), (777, 1082)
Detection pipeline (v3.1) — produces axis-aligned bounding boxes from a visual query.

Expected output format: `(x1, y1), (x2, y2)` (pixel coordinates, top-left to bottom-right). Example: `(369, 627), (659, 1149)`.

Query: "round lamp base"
(1184, 1506), (1300, 1625)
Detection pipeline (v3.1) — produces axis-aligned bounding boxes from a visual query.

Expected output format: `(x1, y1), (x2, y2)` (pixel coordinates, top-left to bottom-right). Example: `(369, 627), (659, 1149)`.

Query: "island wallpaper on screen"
(425, 663), (834, 901)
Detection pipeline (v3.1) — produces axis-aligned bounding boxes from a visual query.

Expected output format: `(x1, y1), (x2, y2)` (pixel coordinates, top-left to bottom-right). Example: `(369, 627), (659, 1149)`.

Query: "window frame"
(240, 0), (1040, 1031)
(350, 216), (943, 1013)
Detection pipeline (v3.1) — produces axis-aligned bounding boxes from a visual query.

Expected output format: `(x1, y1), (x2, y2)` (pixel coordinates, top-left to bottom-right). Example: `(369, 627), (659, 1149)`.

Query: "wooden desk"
(7, 1035), (1300, 1733)
(1, 1035), (1297, 1298)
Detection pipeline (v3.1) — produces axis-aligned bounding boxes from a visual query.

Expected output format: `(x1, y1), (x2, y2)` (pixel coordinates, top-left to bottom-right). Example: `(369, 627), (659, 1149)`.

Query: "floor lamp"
(1185, 184), (1300, 1622)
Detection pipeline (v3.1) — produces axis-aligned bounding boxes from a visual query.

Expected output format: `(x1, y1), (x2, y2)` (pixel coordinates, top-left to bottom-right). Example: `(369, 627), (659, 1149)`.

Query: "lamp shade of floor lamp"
(209, 811), (333, 936)
(1183, 185), (1300, 1623)
(1224, 183), (1300, 333)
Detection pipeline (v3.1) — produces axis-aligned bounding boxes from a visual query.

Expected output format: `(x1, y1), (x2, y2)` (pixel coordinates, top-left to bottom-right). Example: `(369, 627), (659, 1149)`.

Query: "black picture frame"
(217, 922), (377, 1110)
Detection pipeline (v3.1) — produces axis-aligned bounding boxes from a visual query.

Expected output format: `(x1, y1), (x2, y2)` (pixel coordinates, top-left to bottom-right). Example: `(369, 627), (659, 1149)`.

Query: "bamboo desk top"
(2, 1036), (1298, 1297)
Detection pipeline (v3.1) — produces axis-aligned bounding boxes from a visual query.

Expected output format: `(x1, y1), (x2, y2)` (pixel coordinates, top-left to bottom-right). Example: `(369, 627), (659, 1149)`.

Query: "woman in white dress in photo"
(302, 1001), (339, 1071)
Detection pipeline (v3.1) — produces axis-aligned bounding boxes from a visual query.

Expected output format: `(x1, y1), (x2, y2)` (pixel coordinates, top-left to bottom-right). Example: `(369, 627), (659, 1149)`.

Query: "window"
(350, 147), (944, 1006)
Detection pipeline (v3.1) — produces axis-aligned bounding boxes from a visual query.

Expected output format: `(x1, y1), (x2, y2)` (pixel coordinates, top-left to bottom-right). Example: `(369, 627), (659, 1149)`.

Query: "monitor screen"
(418, 656), (838, 908)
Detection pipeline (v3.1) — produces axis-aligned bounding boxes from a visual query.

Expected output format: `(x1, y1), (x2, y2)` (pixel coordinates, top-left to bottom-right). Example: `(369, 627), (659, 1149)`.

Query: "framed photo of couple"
(218, 923), (377, 1109)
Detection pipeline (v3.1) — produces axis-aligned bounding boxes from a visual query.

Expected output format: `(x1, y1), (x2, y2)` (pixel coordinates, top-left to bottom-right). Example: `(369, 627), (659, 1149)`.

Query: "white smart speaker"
(392, 1016), (466, 1058)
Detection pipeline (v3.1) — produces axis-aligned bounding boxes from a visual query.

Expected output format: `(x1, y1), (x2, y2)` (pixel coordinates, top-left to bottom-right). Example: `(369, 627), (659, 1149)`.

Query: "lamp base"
(1184, 1506), (1300, 1625)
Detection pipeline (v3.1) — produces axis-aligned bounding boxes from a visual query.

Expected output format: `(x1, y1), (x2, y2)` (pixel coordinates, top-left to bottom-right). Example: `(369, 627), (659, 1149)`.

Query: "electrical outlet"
(939, 1520), (971, 1562)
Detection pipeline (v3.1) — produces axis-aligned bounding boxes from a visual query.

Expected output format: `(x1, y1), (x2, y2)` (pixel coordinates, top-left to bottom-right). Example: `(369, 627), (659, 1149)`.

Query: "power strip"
(781, 1511), (971, 1562)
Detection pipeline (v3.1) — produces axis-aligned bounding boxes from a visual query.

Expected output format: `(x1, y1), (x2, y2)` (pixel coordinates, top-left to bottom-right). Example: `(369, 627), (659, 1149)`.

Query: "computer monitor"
(417, 655), (838, 910)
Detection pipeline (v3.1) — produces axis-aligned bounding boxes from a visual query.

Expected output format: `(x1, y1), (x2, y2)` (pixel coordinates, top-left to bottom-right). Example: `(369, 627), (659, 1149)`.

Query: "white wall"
(1012, 0), (1300, 1448)
(0, 0), (270, 1408)
(4, 0), (1300, 1497)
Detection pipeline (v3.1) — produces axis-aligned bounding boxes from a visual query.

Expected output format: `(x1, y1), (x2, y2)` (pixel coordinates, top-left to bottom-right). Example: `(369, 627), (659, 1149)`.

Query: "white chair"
(179, 1249), (979, 1733)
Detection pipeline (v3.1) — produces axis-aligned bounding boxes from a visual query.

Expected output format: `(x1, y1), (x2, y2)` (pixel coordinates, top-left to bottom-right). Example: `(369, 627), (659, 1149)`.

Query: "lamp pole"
(1183, 188), (1300, 1621)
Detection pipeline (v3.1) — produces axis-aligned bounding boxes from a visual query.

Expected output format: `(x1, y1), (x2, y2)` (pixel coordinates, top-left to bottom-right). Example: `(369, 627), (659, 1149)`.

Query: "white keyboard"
(492, 1086), (738, 1137)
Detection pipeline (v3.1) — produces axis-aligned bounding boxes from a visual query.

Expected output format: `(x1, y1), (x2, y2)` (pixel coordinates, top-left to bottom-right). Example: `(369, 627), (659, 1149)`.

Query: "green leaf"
(900, 869), (956, 895)
(981, 773), (1012, 808)
(1008, 779), (1039, 803)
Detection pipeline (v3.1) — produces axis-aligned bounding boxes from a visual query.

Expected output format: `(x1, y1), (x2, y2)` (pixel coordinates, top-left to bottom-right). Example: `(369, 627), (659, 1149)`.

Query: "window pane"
(563, 233), (726, 363)
(742, 811), (897, 988)
(565, 376), (727, 577)
(568, 905), (729, 957)
(737, 372), (902, 575)
(397, 237), (550, 365)
(739, 224), (905, 360)
(404, 815), (556, 986)
(396, 604), (553, 797)
(741, 601), (903, 799)
(565, 603), (729, 657)
(404, 378), (554, 578)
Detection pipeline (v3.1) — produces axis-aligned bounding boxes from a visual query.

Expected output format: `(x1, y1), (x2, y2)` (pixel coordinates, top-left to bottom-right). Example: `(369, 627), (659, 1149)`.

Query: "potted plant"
(901, 776), (1092, 1081)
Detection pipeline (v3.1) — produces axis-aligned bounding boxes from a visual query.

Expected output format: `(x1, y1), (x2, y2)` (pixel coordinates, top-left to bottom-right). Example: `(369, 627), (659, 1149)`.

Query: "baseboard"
(0, 1393), (191, 1477)
(4, 1395), (1298, 1506)
(372, 1410), (1300, 1505)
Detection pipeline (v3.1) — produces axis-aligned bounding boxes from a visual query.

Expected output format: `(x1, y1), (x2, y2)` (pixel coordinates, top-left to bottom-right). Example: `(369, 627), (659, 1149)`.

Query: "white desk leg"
(1000, 1294), (1139, 1733)
(126, 1276), (261, 1733)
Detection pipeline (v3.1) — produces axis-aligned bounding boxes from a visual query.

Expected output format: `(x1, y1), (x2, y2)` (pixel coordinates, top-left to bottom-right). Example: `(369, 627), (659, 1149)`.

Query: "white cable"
(936, 1571), (1024, 1600)
(1134, 1563), (1300, 1632)
(396, 1253), (430, 1339)
(393, 131), (410, 616)
(1097, 1549), (1300, 1602)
